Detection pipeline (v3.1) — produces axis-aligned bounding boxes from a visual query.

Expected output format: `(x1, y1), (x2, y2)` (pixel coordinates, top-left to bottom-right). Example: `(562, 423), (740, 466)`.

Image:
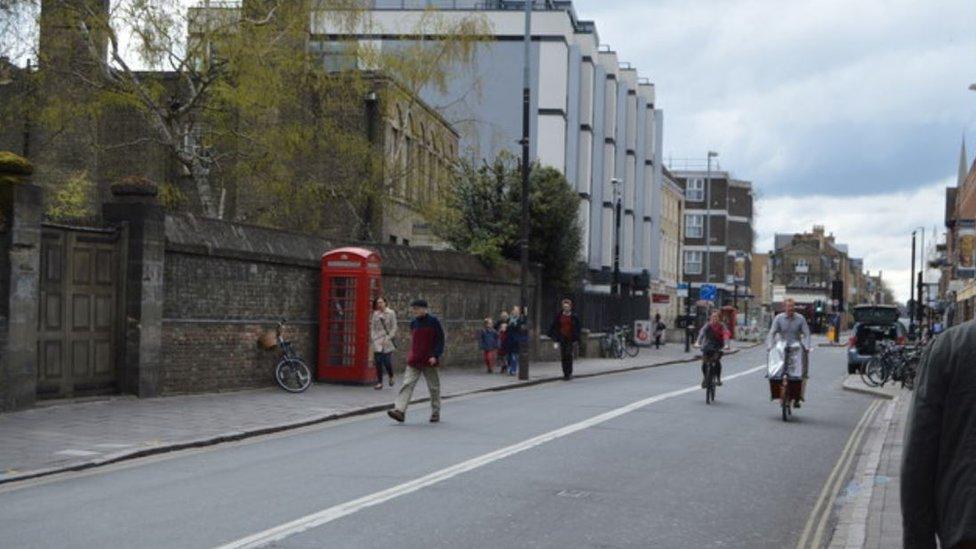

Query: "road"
(0, 343), (876, 548)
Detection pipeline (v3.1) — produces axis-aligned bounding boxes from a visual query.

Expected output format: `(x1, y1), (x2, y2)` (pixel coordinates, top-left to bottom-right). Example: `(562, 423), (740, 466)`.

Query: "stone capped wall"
(161, 213), (537, 394)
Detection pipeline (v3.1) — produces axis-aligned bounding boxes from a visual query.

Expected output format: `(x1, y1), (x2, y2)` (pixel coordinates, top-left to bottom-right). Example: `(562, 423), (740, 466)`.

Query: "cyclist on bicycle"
(766, 298), (812, 405)
(696, 311), (727, 387)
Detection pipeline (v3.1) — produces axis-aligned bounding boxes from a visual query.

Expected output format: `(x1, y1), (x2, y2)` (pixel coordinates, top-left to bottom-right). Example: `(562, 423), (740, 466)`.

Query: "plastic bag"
(767, 341), (803, 379)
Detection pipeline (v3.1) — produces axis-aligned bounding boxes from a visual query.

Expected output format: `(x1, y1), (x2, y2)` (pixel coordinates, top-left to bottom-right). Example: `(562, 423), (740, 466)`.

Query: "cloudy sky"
(573, 0), (975, 302)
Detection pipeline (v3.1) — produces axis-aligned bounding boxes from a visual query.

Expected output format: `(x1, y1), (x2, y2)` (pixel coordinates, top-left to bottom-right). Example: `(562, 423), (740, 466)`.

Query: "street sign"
(677, 283), (689, 297)
(652, 293), (670, 304)
(700, 284), (717, 302)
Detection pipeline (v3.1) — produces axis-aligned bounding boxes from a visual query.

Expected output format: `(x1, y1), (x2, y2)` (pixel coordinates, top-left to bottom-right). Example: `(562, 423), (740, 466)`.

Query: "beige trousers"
(394, 366), (441, 414)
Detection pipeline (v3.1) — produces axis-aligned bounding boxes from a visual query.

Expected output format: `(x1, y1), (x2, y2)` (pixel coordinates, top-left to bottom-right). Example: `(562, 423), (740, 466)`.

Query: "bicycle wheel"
(276, 358), (312, 393)
(623, 337), (640, 358)
(781, 379), (790, 422)
(705, 368), (715, 404)
(613, 337), (624, 359)
(862, 357), (883, 387)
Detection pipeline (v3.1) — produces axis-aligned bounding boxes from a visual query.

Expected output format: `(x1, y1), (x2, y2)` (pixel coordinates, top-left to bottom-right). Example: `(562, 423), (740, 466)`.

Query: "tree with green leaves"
(432, 153), (584, 291)
(0, 0), (488, 237)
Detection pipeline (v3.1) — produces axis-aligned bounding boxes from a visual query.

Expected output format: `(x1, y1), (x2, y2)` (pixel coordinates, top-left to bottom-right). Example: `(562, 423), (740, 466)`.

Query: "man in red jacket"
(388, 299), (445, 424)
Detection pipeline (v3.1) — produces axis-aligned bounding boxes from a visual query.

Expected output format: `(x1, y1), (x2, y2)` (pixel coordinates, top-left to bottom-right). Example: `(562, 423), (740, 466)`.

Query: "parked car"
(847, 304), (906, 374)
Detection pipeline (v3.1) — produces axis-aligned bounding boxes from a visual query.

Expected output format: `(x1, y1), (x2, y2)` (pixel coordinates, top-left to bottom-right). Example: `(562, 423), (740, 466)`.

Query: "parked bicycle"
(272, 319), (312, 393)
(600, 325), (640, 359)
(860, 340), (919, 390)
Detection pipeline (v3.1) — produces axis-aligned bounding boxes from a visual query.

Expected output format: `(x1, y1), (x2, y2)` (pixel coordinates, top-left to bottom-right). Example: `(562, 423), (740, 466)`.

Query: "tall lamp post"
(611, 177), (622, 297)
(913, 226), (926, 335)
(909, 230), (917, 338)
(704, 151), (719, 293)
(518, 0), (532, 381)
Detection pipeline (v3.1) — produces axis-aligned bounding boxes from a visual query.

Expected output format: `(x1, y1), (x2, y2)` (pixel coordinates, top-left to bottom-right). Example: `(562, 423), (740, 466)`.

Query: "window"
(686, 178), (704, 201)
(685, 214), (704, 238)
(684, 251), (703, 275)
(794, 275), (809, 286)
(311, 41), (358, 73)
(795, 259), (809, 273)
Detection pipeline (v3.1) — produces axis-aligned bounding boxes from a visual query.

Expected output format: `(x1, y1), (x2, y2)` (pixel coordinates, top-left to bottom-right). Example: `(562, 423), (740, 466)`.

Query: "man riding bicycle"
(696, 311), (727, 388)
(766, 298), (812, 407)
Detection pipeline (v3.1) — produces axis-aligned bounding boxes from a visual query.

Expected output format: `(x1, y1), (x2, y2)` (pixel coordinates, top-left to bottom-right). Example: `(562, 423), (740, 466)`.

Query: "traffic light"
(815, 300), (825, 313)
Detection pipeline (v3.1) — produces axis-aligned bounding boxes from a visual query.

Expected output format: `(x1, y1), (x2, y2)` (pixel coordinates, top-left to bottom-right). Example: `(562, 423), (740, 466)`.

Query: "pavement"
(828, 372), (911, 549)
(0, 343), (875, 548)
(0, 342), (725, 484)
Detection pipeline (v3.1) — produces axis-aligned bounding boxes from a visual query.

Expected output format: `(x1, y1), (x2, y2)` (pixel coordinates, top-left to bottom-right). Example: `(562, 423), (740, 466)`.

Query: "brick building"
(670, 168), (754, 306)
(769, 225), (868, 329)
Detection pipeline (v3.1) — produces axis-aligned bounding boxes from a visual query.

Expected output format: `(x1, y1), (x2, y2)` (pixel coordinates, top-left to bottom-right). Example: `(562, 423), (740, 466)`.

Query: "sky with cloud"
(573, 0), (976, 302)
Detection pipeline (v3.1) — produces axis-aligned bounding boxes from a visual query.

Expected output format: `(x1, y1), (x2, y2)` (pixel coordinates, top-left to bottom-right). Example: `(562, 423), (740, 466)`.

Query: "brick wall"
(160, 213), (537, 394)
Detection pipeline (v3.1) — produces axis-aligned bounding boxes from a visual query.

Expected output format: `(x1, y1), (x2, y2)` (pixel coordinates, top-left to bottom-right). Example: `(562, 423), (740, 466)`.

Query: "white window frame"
(795, 259), (810, 273)
(684, 251), (703, 275)
(686, 178), (704, 201)
(685, 214), (704, 238)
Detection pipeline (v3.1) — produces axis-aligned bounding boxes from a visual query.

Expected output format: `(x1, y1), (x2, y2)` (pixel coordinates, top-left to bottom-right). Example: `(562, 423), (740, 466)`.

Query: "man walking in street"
(387, 299), (445, 424)
(547, 298), (581, 380)
(902, 321), (976, 549)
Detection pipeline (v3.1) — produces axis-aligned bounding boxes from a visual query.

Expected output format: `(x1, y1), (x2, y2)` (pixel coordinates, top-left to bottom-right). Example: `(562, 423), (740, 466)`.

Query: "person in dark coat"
(653, 313), (666, 349)
(387, 299), (445, 424)
(547, 298), (581, 380)
(902, 321), (976, 549)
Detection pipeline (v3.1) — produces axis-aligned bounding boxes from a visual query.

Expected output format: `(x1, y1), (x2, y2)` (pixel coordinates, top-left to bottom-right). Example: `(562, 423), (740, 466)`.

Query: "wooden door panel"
(37, 226), (120, 399)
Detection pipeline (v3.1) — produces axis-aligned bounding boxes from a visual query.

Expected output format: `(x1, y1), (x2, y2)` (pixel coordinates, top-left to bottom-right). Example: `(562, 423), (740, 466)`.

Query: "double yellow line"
(795, 399), (884, 549)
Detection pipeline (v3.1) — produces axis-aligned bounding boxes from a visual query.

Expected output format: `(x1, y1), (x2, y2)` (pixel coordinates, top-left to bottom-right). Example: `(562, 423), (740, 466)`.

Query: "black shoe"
(387, 409), (405, 423)
(793, 401), (801, 409)
(717, 379), (723, 386)
(429, 412), (440, 423)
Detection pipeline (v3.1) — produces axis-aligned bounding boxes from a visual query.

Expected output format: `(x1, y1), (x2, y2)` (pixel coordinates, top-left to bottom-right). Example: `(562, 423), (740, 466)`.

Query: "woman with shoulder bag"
(371, 297), (398, 389)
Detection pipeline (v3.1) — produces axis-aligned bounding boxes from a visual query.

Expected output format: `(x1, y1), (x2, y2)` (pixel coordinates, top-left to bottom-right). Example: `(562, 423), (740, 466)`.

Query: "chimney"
(39, 0), (110, 72)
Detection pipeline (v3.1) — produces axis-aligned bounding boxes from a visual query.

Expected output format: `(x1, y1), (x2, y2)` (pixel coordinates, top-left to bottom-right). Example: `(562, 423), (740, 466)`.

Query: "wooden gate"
(36, 224), (123, 399)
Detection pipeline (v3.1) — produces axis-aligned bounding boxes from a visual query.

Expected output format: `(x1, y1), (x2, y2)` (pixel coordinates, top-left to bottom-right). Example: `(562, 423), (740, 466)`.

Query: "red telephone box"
(318, 247), (382, 384)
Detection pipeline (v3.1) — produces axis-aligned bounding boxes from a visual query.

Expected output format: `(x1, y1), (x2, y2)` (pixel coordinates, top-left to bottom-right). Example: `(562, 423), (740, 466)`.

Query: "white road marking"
(795, 399), (882, 549)
(215, 364), (768, 549)
(53, 450), (100, 457)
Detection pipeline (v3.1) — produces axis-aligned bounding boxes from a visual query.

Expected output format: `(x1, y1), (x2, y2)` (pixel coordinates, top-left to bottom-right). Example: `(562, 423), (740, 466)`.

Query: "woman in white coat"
(370, 297), (398, 390)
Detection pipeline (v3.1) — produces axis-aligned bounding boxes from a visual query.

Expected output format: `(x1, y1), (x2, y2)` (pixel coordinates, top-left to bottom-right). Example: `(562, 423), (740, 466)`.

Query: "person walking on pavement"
(902, 321), (976, 549)
(505, 306), (527, 375)
(370, 297), (398, 390)
(653, 313), (666, 350)
(494, 311), (511, 372)
(696, 311), (727, 387)
(478, 318), (499, 374)
(387, 299), (445, 424)
(547, 298), (581, 380)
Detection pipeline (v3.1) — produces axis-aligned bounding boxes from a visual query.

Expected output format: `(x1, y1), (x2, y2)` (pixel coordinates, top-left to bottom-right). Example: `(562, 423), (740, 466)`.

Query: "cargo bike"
(767, 341), (808, 422)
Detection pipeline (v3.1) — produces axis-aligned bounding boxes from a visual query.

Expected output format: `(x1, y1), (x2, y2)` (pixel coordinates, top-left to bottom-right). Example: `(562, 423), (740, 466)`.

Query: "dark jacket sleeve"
(547, 314), (559, 340)
(901, 333), (950, 549)
(432, 316), (445, 359)
(572, 315), (582, 342)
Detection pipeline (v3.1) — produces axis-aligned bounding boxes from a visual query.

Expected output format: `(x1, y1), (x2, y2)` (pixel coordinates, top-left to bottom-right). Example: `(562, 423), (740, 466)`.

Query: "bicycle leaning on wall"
(268, 319), (312, 393)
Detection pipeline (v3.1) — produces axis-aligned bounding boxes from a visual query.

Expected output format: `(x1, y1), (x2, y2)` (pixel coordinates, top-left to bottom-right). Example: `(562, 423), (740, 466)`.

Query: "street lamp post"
(518, 0), (532, 381)
(611, 177), (622, 297)
(916, 226), (926, 332)
(704, 151), (718, 293)
(910, 230), (917, 338)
